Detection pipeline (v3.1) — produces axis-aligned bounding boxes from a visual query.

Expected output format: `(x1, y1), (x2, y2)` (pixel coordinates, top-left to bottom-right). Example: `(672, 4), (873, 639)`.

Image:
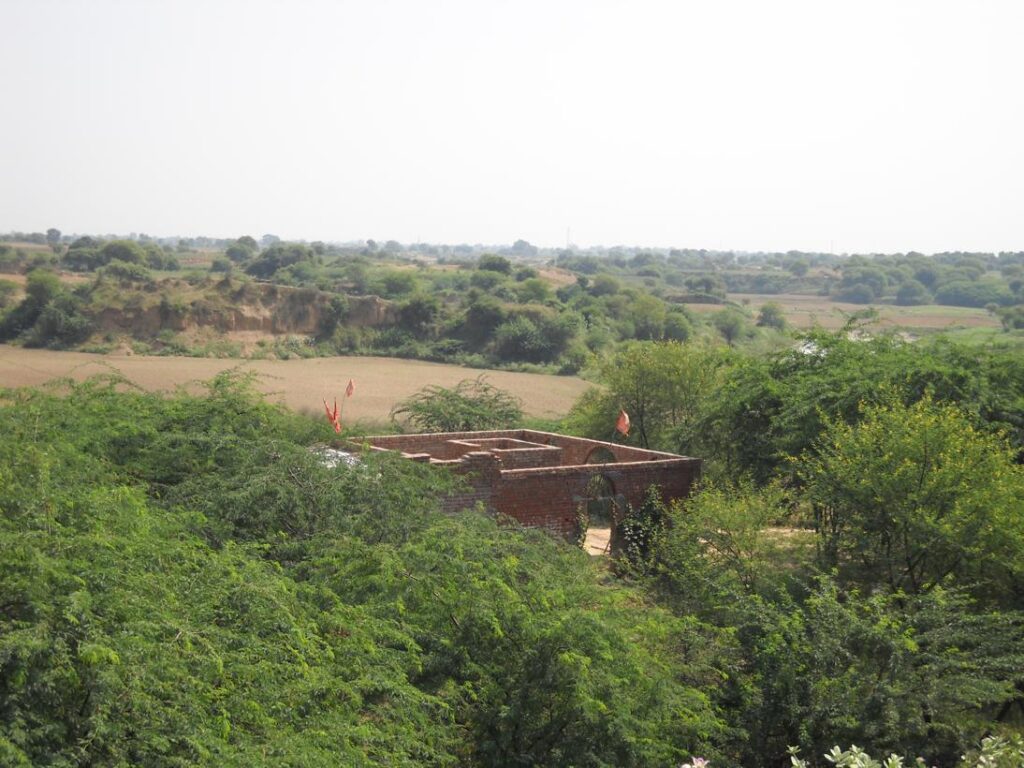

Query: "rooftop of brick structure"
(348, 429), (699, 473)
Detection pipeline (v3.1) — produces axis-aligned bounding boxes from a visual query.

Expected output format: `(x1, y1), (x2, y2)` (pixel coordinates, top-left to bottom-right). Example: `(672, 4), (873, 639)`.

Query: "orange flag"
(615, 409), (630, 436)
(345, 379), (355, 398)
(323, 398), (341, 433)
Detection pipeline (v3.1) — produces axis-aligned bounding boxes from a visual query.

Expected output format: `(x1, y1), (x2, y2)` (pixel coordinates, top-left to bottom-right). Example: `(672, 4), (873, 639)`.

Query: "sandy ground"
(0, 346), (592, 424)
(584, 527), (611, 556)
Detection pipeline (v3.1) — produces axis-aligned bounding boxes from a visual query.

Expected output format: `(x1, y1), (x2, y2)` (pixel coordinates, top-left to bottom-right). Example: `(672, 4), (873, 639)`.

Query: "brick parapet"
(351, 430), (701, 541)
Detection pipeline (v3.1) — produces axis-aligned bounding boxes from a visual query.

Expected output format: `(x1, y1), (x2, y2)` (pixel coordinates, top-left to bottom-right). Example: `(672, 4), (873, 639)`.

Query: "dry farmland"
(0, 347), (592, 424)
(684, 293), (1000, 331)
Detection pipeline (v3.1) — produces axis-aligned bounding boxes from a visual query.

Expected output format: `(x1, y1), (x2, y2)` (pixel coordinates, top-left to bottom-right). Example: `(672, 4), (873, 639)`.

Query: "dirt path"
(584, 527), (611, 556)
(0, 346), (592, 424)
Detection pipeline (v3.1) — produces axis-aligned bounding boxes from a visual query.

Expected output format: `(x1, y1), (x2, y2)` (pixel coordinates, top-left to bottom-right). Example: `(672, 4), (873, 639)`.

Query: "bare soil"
(0, 271), (89, 287)
(584, 527), (611, 556)
(537, 267), (578, 287)
(0, 346), (592, 424)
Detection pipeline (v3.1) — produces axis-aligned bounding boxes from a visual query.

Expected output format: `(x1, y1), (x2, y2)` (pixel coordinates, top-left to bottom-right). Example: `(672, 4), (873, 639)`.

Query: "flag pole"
(338, 379), (355, 427)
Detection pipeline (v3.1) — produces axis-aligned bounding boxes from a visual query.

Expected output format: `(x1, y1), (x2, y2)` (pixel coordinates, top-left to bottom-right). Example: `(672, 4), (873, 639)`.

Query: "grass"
(931, 326), (1024, 348)
(685, 292), (1002, 332)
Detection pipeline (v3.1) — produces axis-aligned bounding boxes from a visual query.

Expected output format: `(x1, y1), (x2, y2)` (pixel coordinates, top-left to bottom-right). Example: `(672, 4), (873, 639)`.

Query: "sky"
(1, 0), (1022, 253)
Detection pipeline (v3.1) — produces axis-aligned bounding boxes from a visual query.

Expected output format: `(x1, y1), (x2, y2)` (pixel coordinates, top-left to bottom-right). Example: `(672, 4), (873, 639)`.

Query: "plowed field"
(0, 347), (591, 424)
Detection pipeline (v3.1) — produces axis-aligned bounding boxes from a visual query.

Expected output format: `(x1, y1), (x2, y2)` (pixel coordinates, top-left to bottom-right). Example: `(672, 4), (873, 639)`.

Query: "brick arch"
(584, 445), (618, 465)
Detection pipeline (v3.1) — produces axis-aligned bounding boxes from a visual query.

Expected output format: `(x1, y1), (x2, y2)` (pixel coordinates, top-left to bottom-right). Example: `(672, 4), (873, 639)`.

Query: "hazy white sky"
(2, 0), (1022, 252)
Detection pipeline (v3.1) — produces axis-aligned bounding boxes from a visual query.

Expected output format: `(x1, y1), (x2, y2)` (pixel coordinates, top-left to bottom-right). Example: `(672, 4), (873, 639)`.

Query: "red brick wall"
(486, 458), (700, 539)
(490, 446), (563, 469)
(353, 430), (701, 541)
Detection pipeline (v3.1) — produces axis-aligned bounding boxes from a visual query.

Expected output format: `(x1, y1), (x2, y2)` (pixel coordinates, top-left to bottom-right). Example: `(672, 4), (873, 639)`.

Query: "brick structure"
(349, 429), (701, 541)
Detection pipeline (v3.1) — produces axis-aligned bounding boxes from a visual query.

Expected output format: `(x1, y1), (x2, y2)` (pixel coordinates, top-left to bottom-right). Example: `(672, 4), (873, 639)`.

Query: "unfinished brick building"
(351, 429), (701, 540)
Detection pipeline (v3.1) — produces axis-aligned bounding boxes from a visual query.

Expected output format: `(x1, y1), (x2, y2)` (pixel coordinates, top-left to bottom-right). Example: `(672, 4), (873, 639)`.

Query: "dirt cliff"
(92, 278), (397, 337)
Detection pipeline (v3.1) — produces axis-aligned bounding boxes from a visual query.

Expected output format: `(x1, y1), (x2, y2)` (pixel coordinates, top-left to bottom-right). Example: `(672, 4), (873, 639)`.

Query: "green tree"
(664, 309), (694, 341)
(225, 243), (253, 263)
(457, 296), (507, 350)
(589, 274), (620, 296)
(244, 243), (313, 279)
(785, 258), (810, 276)
(0, 270), (63, 341)
(493, 315), (546, 362)
(698, 331), (1024, 484)
(630, 293), (667, 340)
(566, 341), (729, 450)
(895, 279), (932, 305)
(390, 376), (524, 431)
(935, 279), (1014, 308)
(515, 277), (552, 303)
(0, 279), (17, 309)
(99, 239), (147, 265)
(756, 301), (788, 330)
(477, 253), (512, 274)
(102, 259), (152, 281)
(802, 397), (1024, 602)
(377, 269), (419, 296)
(711, 307), (751, 346)
(397, 294), (439, 338)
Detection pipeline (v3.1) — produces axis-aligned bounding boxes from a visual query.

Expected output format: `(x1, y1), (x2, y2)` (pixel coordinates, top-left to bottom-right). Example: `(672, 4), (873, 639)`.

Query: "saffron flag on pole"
(323, 398), (341, 433)
(615, 409), (630, 437)
(345, 379), (355, 398)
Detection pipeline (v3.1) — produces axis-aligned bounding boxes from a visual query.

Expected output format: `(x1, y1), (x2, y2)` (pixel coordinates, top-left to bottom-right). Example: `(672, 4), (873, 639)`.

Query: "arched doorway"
(584, 446), (617, 465)
(582, 474), (617, 555)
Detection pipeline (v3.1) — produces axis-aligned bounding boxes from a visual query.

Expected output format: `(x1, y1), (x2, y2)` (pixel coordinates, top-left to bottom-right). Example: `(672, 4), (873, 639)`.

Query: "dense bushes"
(0, 269), (92, 348)
(560, 333), (1024, 764)
(644, 402), (1024, 765)
(693, 332), (1024, 482)
(0, 375), (725, 766)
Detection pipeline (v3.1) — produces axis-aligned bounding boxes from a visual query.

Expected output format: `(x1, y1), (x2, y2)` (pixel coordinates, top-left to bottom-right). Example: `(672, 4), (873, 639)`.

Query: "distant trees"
(895, 279), (932, 305)
(685, 274), (727, 298)
(61, 238), (178, 272)
(935, 279), (1014, 308)
(102, 259), (152, 281)
(477, 253), (513, 274)
(996, 304), (1024, 330)
(397, 294), (439, 338)
(0, 279), (17, 309)
(755, 301), (787, 330)
(100, 239), (147, 265)
(514, 277), (552, 304)
(244, 242), (313, 279)
(589, 273), (620, 296)
(509, 238), (538, 256)
(376, 269), (418, 297)
(824, 252), (1021, 309)
(0, 269), (92, 347)
(711, 307), (752, 345)
(225, 243), (254, 263)
(785, 257), (810, 276)
(209, 255), (233, 273)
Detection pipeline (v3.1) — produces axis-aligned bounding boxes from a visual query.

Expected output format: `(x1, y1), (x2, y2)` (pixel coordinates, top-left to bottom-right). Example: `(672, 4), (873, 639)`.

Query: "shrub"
(390, 375), (524, 431)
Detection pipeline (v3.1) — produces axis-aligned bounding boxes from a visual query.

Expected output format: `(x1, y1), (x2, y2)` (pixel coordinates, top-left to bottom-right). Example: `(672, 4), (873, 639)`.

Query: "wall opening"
(585, 446), (617, 465)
